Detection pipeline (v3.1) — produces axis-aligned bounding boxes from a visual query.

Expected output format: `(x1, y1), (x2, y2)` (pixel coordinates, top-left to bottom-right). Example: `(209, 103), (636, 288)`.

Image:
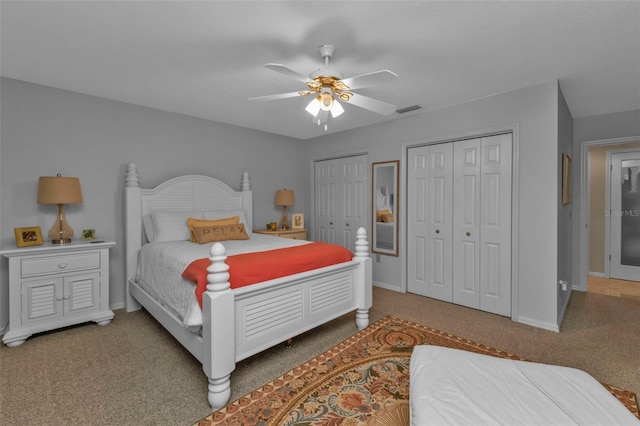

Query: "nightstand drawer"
(279, 230), (307, 240)
(254, 229), (307, 240)
(21, 252), (100, 278)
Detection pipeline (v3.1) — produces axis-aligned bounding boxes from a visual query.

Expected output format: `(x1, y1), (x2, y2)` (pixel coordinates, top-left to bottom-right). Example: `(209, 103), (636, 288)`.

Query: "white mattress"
(137, 233), (309, 327)
(410, 345), (639, 426)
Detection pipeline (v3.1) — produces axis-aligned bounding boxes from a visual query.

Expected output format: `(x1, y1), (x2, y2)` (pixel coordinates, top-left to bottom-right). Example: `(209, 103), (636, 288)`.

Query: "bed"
(410, 346), (639, 425)
(123, 163), (372, 409)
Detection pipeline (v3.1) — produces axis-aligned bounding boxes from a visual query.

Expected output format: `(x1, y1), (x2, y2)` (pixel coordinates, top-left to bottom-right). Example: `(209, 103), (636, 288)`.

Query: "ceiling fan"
(249, 44), (398, 130)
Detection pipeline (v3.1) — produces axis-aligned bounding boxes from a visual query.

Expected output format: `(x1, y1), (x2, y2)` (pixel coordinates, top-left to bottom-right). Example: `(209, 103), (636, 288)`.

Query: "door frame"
(401, 123), (520, 319)
(577, 136), (640, 291)
(605, 148), (640, 280)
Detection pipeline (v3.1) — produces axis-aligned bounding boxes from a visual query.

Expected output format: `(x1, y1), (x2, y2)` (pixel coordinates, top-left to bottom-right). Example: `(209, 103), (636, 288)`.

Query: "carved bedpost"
(125, 163), (142, 312)
(201, 243), (236, 409)
(240, 171), (253, 231)
(241, 171), (250, 191)
(354, 227), (372, 330)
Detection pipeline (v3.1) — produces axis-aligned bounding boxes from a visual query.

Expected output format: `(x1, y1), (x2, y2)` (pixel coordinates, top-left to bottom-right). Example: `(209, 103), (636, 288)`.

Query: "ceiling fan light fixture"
(319, 92), (334, 111)
(305, 98), (321, 117)
(330, 99), (344, 118)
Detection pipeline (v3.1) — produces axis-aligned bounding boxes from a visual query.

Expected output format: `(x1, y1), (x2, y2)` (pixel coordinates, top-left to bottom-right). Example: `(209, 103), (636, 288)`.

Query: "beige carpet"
(1, 287), (638, 425)
(195, 315), (638, 425)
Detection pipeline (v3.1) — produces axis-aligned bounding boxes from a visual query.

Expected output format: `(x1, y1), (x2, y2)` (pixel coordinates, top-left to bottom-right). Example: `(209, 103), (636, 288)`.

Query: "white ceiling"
(2, 1), (639, 140)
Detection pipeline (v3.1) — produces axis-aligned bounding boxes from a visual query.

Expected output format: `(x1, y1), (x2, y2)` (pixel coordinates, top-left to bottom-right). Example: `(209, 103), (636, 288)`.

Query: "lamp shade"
(37, 176), (83, 205)
(275, 189), (294, 207)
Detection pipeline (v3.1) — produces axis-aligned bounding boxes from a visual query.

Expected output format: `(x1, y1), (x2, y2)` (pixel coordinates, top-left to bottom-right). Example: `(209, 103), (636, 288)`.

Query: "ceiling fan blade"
(249, 91), (312, 102)
(264, 63), (312, 84)
(341, 70), (398, 90)
(345, 93), (397, 115)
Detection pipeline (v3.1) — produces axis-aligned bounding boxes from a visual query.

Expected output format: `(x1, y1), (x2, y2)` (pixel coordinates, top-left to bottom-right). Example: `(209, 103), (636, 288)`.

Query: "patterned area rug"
(195, 315), (639, 425)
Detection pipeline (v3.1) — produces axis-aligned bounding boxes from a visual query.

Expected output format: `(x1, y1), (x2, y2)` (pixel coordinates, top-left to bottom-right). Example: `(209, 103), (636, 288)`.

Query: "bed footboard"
(202, 228), (372, 410)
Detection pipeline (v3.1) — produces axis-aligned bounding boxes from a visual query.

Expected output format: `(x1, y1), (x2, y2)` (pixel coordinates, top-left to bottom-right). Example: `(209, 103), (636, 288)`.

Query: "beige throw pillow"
(187, 216), (240, 242)
(192, 223), (250, 244)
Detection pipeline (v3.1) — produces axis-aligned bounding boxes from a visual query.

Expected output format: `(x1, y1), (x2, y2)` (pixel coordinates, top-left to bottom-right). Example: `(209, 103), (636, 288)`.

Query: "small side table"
(254, 228), (307, 240)
(1, 240), (115, 347)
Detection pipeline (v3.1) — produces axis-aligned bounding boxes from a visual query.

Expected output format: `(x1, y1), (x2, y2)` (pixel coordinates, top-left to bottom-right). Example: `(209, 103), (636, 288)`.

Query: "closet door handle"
(435, 229), (440, 234)
(466, 232), (471, 237)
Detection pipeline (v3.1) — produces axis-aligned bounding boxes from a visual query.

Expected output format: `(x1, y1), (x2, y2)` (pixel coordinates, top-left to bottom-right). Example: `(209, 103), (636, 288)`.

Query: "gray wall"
(306, 81), (563, 331)
(0, 77), (308, 331)
(557, 83), (574, 323)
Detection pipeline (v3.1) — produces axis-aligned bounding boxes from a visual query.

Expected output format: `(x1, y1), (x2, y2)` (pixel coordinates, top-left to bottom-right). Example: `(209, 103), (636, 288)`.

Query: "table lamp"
(275, 189), (294, 230)
(37, 174), (83, 244)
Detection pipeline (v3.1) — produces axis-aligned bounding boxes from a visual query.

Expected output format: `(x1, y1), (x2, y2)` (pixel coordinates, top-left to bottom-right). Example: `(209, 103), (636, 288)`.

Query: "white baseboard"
(515, 315), (560, 332)
(373, 281), (403, 292)
(110, 302), (125, 311)
(588, 271), (606, 278)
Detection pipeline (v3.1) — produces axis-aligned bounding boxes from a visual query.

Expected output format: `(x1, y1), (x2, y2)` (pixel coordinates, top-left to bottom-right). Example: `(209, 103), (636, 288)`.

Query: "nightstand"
(254, 228), (307, 240)
(1, 240), (115, 347)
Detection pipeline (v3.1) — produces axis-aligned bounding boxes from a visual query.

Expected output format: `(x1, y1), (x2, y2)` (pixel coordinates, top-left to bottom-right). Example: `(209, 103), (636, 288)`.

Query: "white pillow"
(142, 215), (155, 243)
(203, 209), (252, 233)
(151, 210), (203, 242)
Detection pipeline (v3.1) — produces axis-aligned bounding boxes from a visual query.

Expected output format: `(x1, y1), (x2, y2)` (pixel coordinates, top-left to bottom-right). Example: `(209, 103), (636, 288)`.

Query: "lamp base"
(48, 204), (75, 244)
(279, 206), (289, 230)
(51, 238), (72, 245)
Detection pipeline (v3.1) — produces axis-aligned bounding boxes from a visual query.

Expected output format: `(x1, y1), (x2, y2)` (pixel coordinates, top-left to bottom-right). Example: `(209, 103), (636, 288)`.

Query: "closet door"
(452, 138), (481, 308)
(315, 160), (337, 244)
(407, 133), (512, 317)
(315, 155), (367, 252)
(407, 146), (428, 295)
(426, 144), (454, 301)
(340, 156), (368, 252)
(407, 144), (454, 301)
(478, 134), (512, 316)
(452, 134), (512, 315)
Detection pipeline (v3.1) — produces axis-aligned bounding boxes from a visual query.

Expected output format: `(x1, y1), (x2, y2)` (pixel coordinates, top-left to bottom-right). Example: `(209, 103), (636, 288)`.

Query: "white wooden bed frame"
(123, 163), (372, 409)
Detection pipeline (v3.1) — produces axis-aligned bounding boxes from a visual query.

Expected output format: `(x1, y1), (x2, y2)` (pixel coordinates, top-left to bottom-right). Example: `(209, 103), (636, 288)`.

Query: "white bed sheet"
(410, 345), (639, 426)
(137, 233), (309, 327)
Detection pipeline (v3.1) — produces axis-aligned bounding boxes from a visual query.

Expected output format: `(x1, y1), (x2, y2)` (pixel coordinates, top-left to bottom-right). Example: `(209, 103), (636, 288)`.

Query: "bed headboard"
(124, 163), (252, 311)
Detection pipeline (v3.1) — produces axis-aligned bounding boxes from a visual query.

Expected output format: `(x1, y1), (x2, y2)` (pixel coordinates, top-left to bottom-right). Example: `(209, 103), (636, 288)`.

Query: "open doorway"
(580, 138), (640, 293)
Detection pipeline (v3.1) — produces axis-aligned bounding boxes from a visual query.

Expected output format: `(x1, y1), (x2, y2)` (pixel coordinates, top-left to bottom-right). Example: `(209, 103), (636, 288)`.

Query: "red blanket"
(182, 242), (354, 307)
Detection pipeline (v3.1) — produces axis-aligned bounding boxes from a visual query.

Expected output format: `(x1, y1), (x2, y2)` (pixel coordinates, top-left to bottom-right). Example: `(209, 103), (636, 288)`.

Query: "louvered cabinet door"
(21, 278), (64, 324)
(64, 273), (101, 315)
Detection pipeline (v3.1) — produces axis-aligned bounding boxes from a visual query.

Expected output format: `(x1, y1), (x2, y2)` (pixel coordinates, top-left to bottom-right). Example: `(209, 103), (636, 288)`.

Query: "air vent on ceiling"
(396, 104), (422, 114)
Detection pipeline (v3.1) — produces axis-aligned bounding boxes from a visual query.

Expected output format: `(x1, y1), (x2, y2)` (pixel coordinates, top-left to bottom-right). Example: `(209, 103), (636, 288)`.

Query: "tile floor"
(587, 276), (640, 302)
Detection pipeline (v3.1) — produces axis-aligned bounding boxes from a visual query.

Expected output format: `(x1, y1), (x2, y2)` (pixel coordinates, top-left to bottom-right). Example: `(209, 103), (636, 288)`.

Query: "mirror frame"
(372, 160), (399, 256)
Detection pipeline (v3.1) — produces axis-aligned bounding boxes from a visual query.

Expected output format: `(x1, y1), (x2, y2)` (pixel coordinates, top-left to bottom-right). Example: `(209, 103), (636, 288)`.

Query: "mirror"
(372, 160), (399, 256)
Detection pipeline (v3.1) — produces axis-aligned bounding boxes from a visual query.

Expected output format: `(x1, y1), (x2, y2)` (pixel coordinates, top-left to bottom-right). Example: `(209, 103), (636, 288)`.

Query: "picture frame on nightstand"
(292, 213), (304, 229)
(14, 226), (43, 247)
